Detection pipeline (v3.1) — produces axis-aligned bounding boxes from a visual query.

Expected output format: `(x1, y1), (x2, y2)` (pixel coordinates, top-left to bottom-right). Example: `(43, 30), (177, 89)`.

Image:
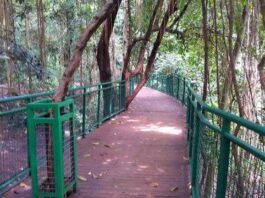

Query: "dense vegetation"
(0, 0), (265, 124)
(1, 1), (265, 197)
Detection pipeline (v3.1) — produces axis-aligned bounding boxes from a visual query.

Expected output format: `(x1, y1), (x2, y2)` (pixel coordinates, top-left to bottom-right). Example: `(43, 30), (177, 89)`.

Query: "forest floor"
(4, 87), (190, 198)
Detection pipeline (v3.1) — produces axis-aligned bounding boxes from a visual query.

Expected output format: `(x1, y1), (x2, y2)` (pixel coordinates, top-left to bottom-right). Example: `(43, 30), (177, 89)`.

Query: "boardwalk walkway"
(4, 87), (190, 198)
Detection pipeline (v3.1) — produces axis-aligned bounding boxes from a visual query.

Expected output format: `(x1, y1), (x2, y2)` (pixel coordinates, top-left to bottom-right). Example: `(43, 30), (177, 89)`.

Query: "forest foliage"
(0, 0), (265, 125)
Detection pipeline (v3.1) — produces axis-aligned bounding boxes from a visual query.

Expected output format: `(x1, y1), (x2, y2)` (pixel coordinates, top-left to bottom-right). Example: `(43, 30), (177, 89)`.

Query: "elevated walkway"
(4, 87), (190, 198)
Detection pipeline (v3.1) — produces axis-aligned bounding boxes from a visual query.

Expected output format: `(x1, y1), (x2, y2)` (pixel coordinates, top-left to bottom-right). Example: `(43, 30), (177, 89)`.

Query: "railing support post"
(182, 78), (186, 104)
(189, 94), (195, 158)
(177, 76), (180, 100)
(186, 88), (191, 142)
(97, 85), (101, 127)
(27, 97), (33, 175)
(216, 119), (231, 198)
(191, 102), (201, 197)
(82, 87), (87, 137)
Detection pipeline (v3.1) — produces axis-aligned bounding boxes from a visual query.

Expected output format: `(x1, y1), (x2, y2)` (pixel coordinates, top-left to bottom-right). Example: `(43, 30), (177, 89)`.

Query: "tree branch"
(53, 0), (121, 102)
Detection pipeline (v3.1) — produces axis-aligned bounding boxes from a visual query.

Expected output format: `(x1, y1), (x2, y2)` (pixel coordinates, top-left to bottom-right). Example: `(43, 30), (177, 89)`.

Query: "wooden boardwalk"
(4, 87), (190, 198)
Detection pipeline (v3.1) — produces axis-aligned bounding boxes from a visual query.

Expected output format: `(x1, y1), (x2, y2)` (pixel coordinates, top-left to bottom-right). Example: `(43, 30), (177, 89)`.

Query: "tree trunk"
(36, 0), (46, 71)
(53, 0), (121, 102)
(258, 0), (265, 90)
(3, 0), (16, 95)
(201, 0), (209, 101)
(122, 0), (162, 98)
(126, 0), (179, 106)
(97, 0), (121, 117)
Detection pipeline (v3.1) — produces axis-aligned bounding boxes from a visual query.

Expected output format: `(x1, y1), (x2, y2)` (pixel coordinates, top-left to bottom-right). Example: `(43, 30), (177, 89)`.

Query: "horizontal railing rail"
(147, 73), (265, 198)
(0, 77), (139, 195)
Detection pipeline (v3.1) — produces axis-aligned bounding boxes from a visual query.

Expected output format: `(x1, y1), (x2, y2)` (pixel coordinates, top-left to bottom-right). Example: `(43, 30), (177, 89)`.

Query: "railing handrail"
(0, 80), (125, 104)
(147, 73), (265, 198)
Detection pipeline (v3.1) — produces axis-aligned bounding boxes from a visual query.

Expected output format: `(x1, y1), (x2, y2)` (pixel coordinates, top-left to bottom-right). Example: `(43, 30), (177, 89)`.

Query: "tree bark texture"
(125, 0), (179, 106)
(97, 0), (121, 116)
(53, 0), (121, 102)
(258, 0), (265, 90)
(201, 0), (209, 101)
(36, 0), (46, 69)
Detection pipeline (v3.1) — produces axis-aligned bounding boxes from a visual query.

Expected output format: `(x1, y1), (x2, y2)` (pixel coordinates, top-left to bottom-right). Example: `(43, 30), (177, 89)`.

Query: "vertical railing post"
(216, 119), (231, 198)
(82, 87), (87, 137)
(97, 85), (101, 127)
(186, 88), (191, 142)
(27, 105), (36, 193)
(26, 97), (33, 175)
(170, 75), (173, 96)
(189, 94), (195, 158)
(191, 102), (202, 197)
(119, 82), (122, 111)
(177, 76), (180, 100)
(182, 78), (186, 104)
(156, 75), (159, 89)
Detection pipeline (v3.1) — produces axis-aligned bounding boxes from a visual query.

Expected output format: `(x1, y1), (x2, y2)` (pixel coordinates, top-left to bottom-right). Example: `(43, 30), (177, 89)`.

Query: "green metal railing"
(0, 78), (138, 195)
(147, 73), (265, 198)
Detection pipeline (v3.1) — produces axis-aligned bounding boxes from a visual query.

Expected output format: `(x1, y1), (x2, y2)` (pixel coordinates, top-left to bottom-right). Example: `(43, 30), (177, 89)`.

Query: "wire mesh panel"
(35, 123), (55, 193)
(226, 127), (265, 198)
(0, 108), (29, 194)
(199, 126), (220, 198)
(63, 120), (75, 187)
(27, 99), (77, 198)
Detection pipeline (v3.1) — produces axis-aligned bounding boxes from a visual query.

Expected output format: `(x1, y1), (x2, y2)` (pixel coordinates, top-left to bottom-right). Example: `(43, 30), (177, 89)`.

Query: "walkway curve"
(4, 87), (190, 198)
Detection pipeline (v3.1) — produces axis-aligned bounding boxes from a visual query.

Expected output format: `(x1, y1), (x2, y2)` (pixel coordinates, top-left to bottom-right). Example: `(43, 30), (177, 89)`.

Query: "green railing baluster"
(177, 76), (180, 100)
(82, 87), (86, 137)
(97, 85), (101, 127)
(189, 94), (195, 159)
(118, 83), (121, 111)
(216, 119), (231, 198)
(182, 78), (186, 104)
(26, 97), (32, 175)
(186, 89), (191, 142)
(27, 107), (38, 197)
(191, 102), (202, 198)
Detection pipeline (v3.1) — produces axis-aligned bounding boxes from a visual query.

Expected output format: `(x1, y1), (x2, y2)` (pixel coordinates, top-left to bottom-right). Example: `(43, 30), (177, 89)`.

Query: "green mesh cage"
(27, 98), (77, 198)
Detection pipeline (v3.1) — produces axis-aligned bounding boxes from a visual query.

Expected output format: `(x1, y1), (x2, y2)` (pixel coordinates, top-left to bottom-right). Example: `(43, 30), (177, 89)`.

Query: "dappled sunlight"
(136, 124), (182, 135)
(127, 119), (140, 123)
(137, 165), (149, 172)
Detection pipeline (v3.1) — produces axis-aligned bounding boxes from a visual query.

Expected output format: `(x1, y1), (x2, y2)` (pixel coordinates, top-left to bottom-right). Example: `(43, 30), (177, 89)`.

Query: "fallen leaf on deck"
(188, 182), (192, 190)
(111, 120), (122, 125)
(182, 156), (189, 161)
(92, 142), (100, 145)
(83, 154), (91, 158)
(104, 144), (111, 148)
(78, 175), (87, 182)
(19, 182), (29, 188)
(92, 174), (98, 179)
(170, 186), (179, 192)
(98, 171), (107, 177)
(150, 182), (159, 188)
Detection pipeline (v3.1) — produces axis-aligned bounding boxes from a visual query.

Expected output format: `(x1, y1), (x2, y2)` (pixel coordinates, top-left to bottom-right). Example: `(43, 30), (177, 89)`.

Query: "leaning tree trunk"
(201, 0), (209, 102)
(36, 0), (46, 71)
(96, 0), (121, 117)
(125, 0), (179, 106)
(258, 0), (265, 90)
(49, 1), (122, 187)
(53, 0), (121, 102)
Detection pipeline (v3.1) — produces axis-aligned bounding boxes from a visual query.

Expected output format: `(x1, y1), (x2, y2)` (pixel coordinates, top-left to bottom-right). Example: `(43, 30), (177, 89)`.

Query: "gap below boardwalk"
(4, 87), (191, 198)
